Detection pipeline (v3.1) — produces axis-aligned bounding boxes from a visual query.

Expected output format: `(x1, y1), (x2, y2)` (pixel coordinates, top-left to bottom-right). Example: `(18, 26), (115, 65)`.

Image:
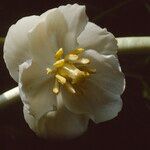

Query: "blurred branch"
(142, 81), (150, 100)
(117, 37), (150, 54)
(93, 0), (134, 21)
(126, 72), (150, 101)
(0, 87), (19, 108)
(145, 2), (150, 13)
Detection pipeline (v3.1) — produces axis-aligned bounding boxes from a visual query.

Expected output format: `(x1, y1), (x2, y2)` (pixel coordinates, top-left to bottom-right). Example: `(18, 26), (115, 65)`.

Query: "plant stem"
(117, 37), (150, 54)
(0, 87), (19, 107)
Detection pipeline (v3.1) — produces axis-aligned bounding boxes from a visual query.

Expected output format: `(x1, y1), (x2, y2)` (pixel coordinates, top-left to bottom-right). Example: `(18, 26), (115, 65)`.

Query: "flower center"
(46, 48), (96, 94)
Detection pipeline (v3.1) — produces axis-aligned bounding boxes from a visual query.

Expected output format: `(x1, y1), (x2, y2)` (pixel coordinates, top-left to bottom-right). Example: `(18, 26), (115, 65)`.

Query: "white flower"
(3, 4), (125, 139)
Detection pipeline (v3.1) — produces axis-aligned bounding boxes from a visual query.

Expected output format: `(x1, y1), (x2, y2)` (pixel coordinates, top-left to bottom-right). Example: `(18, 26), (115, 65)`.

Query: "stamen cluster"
(46, 48), (96, 94)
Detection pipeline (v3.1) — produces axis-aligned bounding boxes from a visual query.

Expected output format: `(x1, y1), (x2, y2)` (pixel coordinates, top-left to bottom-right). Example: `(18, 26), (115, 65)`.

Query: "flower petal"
(28, 9), (68, 66)
(19, 60), (57, 119)
(23, 104), (38, 133)
(3, 16), (39, 82)
(61, 50), (125, 123)
(83, 50), (125, 95)
(78, 22), (117, 55)
(58, 4), (88, 50)
(34, 93), (89, 139)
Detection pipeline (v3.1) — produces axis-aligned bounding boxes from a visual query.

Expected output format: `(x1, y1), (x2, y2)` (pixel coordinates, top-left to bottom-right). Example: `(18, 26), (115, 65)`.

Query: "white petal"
(23, 104), (38, 133)
(28, 9), (68, 66)
(62, 81), (123, 123)
(78, 22), (117, 55)
(83, 50), (125, 95)
(35, 93), (89, 139)
(59, 4), (88, 50)
(19, 60), (56, 119)
(61, 50), (125, 123)
(3, 16), (39, 82)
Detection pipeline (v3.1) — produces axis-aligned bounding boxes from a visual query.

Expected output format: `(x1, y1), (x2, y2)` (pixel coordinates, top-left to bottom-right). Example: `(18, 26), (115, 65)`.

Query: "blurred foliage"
(93, 0), (133, 21)
(142, 81), (150, 100)
(145, 2), (150, 13)
(0, 37), (5, 44)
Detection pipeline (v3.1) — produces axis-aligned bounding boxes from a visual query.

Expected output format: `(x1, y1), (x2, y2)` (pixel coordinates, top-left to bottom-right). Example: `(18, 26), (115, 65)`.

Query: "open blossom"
(3, 4), (125, 139)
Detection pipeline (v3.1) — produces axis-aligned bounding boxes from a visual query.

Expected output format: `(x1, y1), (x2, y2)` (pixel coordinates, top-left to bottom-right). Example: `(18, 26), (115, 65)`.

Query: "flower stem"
(117, 37), (150, 54)
(0, 87), (19, 108)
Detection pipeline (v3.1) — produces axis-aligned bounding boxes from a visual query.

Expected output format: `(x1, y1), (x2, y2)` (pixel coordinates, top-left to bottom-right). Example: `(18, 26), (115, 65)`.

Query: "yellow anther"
(46, 47), (95, 94)
(70, 48), (84, 54)
(55, 48), (63, 60)
(55, 74), (66, 85)
(78, 66), (96, 74)
(46, 68), (52, 74)
(77, 48), (84, 53)
(65, 82), (76, 94)
(58, 63), (85, 84)
(84, 72), (90, 76)
(53, 59), (65, 68)
(53, 79), (59, 94)
(76, 58), (90, 64)
(87, 68), (96, 73)
(53, 88), (59, 94)
(65, 54), (79, 62)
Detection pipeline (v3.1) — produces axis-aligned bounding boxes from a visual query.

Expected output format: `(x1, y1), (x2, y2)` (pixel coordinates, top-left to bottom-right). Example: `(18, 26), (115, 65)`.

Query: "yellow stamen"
(84, 71), (90, 76)
(78, 66), (96, 74)
(58, 63), (85, 84)
(53, 59), (65, 68)
(70, 48), (84, 54)
(86, 68), (96, 73)
(46, 47), (96, 94)
(55, 48), (63, 60)
(65, 82), (76, 94)
(46, 68), (52, 74)
(55, 74), (66, 84)
(53, 79), (59, 94)
(65, 54), (79, 62)
(76, 58), (90, 64)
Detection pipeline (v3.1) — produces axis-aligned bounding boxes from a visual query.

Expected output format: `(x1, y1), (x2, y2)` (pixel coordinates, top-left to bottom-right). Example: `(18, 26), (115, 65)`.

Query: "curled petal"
(3, 4), (89, 82)
(62, 50), (125, 123)
(78, 22), (118, 55)
(83, 50), (125, 95)
(23, 104), (38, 133)
(24, 93), (89, 139)
(28, 9), (68, 66)
(3, 16), (39, 82)
(58, 4), (88, 50)
(19, 60), (56, 119)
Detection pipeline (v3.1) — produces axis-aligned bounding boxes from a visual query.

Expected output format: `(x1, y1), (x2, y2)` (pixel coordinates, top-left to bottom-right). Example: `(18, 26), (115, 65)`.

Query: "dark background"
(0, 0), (150, 150)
